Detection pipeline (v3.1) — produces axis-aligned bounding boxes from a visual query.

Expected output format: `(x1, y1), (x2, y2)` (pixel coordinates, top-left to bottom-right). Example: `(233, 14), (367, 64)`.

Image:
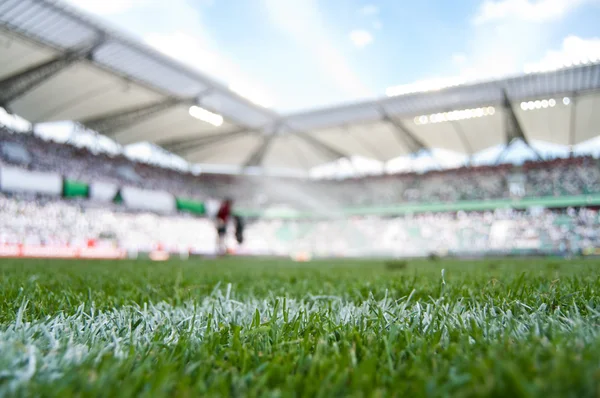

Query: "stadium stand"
(2, 193), (599, 258)
(0, 194), (216, 255)
(2, 126), (600, 209)
(2, 126), (600, 258)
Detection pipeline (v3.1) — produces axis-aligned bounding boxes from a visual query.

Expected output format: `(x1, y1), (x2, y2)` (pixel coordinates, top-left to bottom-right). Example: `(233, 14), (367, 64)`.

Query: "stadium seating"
(2, 193), (599, 257)
(1, 125), (600, 210)
(0, 194), (217, 254)
(2, 125), (599, 257)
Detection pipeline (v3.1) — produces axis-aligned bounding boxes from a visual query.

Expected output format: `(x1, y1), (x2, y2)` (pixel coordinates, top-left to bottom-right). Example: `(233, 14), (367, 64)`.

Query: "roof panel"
(0, 31), (56, 80)
(185, 134), (263, 165)
(11, 63), (161, 122)
(200, 91), (273, 129)
(403, 117), (469, 153)
(112, 108), (236, 146)
(346, 122), (410, 161)
(10, 63), (106, 120)
(285, 65), (600, 134)
(286, 104), (381, 131)
(263, 134), (330, 170)
(575, 92), (600, 144)
(111, 105), (207, 144)
(309, 127), (379, 159)
(383, 82), (502, 118)
(457, 111), (505, 153)
(0, 0), (35, 23)
(93, 42), (207, 98)
(1, 0), (276, 132)
(0, 0), (98, 49)
(517, 100), (571, 145)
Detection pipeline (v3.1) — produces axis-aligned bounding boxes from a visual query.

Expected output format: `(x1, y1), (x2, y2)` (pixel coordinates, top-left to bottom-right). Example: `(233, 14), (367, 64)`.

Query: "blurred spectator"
(2, 193), (599, 257)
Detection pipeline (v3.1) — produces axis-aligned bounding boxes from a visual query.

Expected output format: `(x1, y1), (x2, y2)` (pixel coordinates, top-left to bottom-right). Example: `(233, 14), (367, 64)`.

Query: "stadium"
(2, 0), (600, 395)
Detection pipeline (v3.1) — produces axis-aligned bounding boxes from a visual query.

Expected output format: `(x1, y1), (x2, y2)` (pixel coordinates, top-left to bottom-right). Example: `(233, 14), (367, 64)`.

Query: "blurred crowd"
(246, 208), (600, 257)
(2, 126), (600, 209)
(0, 194), (217, 254)
(2, 194), (599, 257)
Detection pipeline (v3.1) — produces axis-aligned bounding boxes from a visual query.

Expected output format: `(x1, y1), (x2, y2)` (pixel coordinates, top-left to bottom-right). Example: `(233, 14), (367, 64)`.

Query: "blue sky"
(60, 0), (600, 113)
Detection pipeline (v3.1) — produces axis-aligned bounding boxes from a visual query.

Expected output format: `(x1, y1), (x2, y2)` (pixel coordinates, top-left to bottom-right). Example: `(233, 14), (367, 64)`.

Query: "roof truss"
(82, 96), (192, 136)
(0, 35), (104, 109)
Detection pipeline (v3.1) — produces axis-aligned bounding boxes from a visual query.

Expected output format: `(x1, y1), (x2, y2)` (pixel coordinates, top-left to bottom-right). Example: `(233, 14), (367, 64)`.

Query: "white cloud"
(66, 0), (146, 15)
(349, 29), (373, 48)
(463, 0), (593, 80)
(474, 0), (588, 24)
(455, 0), (593, 85)
(145, 31), (230, 84)
(261, 0), (371, 101)
(452, 53), (467, 65)
(460, 2), (566, 81)
(525, 35), (600, 72)
(359, 5), (382, 31)
(359, 4), (379, 16)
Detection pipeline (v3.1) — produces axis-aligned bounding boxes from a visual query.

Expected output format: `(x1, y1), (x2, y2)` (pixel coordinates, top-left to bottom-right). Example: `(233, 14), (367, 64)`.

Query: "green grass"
(1, 257), (600, 397)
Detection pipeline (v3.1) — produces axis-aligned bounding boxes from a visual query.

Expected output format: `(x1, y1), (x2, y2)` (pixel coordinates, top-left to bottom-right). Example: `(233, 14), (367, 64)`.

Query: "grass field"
(1, 256), (600, 397)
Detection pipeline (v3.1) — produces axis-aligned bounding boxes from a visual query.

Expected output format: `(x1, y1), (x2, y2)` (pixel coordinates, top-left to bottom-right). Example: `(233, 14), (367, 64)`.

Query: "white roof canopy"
(1, 0), (600, 172)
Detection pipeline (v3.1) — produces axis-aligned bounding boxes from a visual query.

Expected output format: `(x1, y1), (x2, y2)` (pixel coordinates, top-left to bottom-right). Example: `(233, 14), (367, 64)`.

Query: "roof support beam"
(0, 36), (105, 108)
(378, 108), (427, 153)
(294, 132), (349, 161)
(243, 132), (276, 168)
(502, 89), (529, 144)
(159, 128), (249, 155)
(344, 126), (387, 162)
(182, 132), (259, 163)
(82, 96), (193, 136)
(448, 119), (474, 157)
(280, 120), (351, 160)
(497, 89), (542, 163)
(569, 93), (578, 156)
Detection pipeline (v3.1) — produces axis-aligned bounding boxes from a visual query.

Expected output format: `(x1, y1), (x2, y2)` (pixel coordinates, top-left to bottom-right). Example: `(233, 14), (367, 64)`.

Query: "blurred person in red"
(215, 198), (233, 256)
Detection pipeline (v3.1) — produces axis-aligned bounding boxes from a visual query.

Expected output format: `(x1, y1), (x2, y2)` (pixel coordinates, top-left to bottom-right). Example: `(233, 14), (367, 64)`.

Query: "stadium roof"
(1, 0), (600, 173)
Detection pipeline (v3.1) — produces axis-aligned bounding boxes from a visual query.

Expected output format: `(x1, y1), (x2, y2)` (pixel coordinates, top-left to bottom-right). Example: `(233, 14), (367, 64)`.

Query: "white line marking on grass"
(0, 289), (598, 393)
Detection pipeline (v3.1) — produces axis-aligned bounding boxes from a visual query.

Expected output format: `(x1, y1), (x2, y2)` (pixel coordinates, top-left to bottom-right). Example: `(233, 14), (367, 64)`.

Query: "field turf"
(1, 256), (600, 397)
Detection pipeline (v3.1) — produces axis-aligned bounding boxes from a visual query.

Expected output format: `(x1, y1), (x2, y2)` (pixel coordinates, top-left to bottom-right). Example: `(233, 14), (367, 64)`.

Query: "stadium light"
(563, 97), (571, 105)
(189, 106), (224, 127)
(520, 98), (559, 112)
(414, 106), (495, 125)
